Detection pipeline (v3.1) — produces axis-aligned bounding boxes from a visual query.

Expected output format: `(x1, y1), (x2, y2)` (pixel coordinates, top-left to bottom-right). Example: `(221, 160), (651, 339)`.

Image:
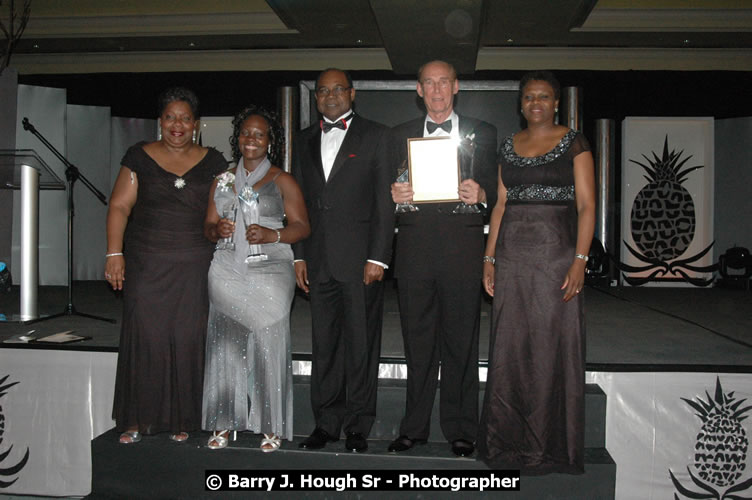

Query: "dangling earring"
(555, 107), (559, 113)
(192, 129), (197, 143)
(267, 144), (271, 155)
(157, 119), (162, 141)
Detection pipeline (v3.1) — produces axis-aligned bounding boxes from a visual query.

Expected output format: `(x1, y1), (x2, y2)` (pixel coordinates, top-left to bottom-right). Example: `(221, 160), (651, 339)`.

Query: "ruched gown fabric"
(202, 178), (295, 441)
(112, 144), (227, 434)
(478, 130), (589, 474)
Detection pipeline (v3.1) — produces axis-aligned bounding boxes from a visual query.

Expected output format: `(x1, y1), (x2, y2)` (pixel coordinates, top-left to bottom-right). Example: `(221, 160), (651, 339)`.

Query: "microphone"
(21, 117), (34, 132)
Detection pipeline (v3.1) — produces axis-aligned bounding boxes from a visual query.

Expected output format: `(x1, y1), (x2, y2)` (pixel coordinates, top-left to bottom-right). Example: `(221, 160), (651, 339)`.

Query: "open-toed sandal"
(169, 432), (189, 442)
(260, 434), (281, 453)
(119, 430), (142, 444)
(207, 430), (236, 450)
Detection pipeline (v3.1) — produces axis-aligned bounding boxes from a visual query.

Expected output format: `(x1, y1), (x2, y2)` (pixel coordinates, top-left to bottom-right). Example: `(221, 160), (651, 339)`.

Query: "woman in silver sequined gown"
(478, 71), (596, 474)
(201, 106), (310, 451)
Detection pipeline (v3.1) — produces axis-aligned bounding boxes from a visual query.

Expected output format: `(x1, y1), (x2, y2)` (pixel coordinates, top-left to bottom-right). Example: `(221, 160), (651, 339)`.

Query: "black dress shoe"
(345, 432), (368, 452)
(451, 439), (475, 457)
(388, 435), (427, 452)
(299, 428), (338, 449)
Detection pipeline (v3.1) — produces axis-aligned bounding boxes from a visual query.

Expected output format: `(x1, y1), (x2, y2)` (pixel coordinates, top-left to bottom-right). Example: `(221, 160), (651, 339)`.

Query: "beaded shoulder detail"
(507, 184), (575, 202)
(501, 129), (577, 168)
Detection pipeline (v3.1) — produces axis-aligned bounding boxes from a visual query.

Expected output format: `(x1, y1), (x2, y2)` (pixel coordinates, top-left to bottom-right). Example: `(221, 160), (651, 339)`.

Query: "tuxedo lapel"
(327, 116), (363, 182)
(415, 118), (425, 139)
(307, 128), (326, 183)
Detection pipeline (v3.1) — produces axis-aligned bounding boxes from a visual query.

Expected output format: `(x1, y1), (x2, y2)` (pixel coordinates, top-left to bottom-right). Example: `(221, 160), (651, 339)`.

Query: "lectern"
(0, 149), (65, 320)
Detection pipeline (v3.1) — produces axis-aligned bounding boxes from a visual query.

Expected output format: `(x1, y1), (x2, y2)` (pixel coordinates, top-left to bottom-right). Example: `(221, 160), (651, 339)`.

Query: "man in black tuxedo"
(293, 68), (394, 453)
(388, 60), (497, 457)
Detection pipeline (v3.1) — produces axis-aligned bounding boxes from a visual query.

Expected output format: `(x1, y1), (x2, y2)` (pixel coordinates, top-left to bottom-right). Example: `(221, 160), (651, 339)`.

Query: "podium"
(0, 149), (65, 320)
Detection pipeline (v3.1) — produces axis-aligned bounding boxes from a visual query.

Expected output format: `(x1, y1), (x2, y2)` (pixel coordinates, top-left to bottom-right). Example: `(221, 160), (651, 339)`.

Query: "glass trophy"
(395, 160), (419, 213)
(239, 186), (268, 263)
(215, 200), (237, 251)
(453, 138), (480, 214)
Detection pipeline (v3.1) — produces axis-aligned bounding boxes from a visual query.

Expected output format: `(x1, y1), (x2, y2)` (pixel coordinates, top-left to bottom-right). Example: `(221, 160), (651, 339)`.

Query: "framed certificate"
(407, 136), (460, 203)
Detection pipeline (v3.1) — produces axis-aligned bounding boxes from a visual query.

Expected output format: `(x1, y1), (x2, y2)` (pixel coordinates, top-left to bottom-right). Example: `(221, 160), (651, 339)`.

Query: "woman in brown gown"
(478, 71), (596, 474)
(105, 87), (227, 444)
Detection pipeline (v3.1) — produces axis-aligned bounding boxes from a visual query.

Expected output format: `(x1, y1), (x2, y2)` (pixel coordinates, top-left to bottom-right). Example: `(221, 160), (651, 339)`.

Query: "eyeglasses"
(421, 78), (454, 90)
(316, 86), (351, 97)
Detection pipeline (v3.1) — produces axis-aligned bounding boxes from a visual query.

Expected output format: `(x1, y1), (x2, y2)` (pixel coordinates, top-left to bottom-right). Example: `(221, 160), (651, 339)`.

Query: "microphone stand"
(22, 117), (116, 324)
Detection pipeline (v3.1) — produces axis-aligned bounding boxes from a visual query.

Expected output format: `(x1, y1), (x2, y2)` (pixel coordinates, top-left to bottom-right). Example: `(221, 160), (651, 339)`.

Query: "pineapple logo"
(670, 377), (752, 498)
(0, 375), (30, 488)
(621, 135), (716, 286)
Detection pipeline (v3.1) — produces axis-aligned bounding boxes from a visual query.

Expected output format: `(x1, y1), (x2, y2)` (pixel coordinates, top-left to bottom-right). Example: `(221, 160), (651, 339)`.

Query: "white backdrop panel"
(199, 116), (233, 164)
(0, 349), (117, 496)
(110, 117), (157, 189)
(13, 85), (68, 285)
(588, 371), (752, 500)
(620, 117), (715, 286)
(714, 117), (752, 255)
(67, 104), (111, 280)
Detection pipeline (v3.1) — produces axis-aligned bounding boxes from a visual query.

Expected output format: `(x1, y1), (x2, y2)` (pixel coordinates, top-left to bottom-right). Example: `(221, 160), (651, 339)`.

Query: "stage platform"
(0, 281), (751, 499)
(1, 280), (751, 369)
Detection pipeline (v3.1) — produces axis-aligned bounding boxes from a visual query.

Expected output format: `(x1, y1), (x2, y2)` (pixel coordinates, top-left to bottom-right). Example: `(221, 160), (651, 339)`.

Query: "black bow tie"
(426, 120), (452, 134)
(321, 113), (353, 133)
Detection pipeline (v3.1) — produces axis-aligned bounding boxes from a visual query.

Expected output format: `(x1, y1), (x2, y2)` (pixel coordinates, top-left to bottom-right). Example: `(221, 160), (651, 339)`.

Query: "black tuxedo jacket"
(390, 114), (498, 281)
(292, 115), (394, 283)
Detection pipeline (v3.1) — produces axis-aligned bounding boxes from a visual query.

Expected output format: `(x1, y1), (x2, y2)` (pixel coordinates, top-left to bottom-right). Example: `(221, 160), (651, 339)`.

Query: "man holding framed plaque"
(388, 60), (498, 457)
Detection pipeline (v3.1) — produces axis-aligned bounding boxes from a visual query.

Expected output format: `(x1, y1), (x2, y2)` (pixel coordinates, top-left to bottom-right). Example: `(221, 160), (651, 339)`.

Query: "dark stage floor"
(1, 281), (751, 370)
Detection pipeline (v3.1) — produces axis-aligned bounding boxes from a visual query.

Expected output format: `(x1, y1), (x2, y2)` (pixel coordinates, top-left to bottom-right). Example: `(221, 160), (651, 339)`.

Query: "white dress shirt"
(424, 111), (459, 139)
(320, 111), (353, 181)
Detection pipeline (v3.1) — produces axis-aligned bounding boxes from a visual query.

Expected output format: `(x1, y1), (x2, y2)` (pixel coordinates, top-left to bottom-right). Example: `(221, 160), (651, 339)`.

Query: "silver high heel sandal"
(169, 432), (189, 442)
(119, 430), (141, 444)
(207, 430), (237, 450)
(260, 434), (281, 453)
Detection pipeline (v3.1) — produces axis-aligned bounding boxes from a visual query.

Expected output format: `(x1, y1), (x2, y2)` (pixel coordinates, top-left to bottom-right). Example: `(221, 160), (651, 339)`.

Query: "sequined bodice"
(499, 130), (589, 203)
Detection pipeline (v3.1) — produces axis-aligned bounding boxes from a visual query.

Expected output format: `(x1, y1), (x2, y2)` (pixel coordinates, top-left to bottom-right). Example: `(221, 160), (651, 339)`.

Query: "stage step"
(90, 429), (615, 499)
(292, 376), (607, 449)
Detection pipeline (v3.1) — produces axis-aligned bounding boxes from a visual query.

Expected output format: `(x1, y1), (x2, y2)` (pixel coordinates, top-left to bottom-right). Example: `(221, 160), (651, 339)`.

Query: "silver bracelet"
(274, 229), (281, 244)
(483, 255), (495, 265)
(105, 252), (124, 258)
(575, 253), (589, 262)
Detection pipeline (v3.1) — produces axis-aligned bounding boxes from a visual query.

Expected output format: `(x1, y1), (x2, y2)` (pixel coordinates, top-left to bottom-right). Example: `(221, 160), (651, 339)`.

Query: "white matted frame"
(620, 117), (714, 286)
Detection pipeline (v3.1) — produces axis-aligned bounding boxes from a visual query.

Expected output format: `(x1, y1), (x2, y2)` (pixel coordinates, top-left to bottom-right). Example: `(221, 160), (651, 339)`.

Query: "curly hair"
(157, 87), (200, 119)
(518, 70), (561, 104)
(229, 105), (285, 166)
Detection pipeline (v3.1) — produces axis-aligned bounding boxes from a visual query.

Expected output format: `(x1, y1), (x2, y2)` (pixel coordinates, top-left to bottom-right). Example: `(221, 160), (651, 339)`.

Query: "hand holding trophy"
(395, 159), (419, 213)
(215, 200), (237, 251)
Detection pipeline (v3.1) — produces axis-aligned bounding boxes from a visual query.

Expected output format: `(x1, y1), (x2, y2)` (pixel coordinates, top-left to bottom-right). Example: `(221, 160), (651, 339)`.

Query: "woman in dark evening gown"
(478, 71), (596, 474)
(105, 87), (227, 444)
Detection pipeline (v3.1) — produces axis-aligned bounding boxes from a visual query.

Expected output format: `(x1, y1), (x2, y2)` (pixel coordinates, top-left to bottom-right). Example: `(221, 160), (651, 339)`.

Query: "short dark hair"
(316, 68), (353, 89)
(518, 70), (561, 103)
(417, 60), (457, 82)
(230, 105), (285, 166)
(157, 87), (200, 118)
